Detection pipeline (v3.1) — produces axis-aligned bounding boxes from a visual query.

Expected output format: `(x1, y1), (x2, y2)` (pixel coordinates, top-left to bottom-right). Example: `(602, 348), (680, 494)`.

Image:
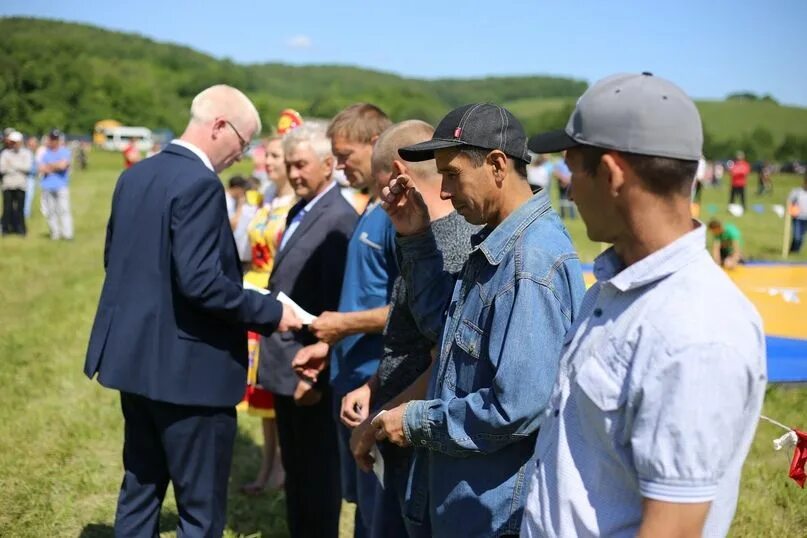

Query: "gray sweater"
(375, 211), (478, 406)
(0, 148), (33, 191)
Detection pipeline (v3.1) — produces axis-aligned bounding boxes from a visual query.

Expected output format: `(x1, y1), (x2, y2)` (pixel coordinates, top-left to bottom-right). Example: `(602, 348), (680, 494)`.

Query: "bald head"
(372, 120), (436, 180)
(190, 84), (262, 135)
(180, 85), (262, 173)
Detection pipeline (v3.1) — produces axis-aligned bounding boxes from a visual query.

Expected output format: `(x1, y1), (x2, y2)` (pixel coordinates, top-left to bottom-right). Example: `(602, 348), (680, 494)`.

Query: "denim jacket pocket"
(449, 319), (485, 394)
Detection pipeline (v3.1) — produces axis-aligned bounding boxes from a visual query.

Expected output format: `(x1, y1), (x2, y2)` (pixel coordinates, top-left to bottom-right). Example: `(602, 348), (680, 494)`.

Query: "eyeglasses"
(225, 120), (249, 154)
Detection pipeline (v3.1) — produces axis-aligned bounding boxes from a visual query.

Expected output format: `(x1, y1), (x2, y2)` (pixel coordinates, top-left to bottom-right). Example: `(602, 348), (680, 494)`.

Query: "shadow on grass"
(78, 512), (179, 537)
(226, 420), (290, 538)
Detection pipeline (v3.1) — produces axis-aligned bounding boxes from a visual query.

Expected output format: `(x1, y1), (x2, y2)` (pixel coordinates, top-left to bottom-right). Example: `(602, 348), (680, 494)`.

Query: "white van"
(101, 126), (153, 152)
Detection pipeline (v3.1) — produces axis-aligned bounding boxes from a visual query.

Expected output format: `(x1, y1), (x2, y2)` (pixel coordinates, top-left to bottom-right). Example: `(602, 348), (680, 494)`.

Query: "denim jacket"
(397, 192), (585, 537)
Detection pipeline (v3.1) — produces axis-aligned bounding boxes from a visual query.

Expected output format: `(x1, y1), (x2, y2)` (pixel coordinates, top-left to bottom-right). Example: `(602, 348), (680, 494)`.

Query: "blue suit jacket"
(84, 143), (283, 407)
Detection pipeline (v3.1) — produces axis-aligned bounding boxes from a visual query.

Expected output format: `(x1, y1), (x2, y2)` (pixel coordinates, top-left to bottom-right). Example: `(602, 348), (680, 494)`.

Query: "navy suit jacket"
(259, 184), (358, 396)
(84, 143), (283, 407)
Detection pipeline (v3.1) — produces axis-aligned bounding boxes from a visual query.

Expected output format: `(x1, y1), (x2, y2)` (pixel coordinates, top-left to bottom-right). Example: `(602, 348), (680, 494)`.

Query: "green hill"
(1, 17), (806, 161)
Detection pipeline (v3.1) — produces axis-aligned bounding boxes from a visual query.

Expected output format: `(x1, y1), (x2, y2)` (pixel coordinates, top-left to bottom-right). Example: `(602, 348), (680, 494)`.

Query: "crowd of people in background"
(0, 128), (74, 239)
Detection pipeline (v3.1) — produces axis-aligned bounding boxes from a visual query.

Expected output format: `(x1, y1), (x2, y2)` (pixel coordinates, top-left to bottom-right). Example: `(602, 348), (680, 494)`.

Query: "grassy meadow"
(0, 150), (804, 537)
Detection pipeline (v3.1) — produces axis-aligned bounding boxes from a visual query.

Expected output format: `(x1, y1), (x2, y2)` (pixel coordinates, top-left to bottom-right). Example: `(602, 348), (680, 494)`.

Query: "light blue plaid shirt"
(521, 224), (767, 538)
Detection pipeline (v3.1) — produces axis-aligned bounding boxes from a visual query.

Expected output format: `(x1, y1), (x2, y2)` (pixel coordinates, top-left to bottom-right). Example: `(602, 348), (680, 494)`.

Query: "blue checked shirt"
(521, 224), (767, 538)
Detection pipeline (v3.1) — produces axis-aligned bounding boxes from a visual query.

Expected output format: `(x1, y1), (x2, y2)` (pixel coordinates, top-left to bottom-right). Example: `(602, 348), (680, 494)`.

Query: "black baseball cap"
(399, 103), (531, 164)
(48, 129), (63, 140)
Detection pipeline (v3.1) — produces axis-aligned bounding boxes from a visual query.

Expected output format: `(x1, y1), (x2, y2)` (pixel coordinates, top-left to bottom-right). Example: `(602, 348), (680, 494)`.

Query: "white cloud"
(286, 35), (313, 49)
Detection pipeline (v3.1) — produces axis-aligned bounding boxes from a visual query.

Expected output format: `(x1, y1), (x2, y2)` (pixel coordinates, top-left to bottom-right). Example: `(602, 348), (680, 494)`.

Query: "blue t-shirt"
(40, 147), (72, 191)
(330, 202), (398, 395)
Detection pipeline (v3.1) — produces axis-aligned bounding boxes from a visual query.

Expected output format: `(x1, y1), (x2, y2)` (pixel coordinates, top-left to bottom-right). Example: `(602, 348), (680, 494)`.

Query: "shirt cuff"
(403, 399), (439, 448)
(396, 228), (438, 265)
(638, 479), (718, 503)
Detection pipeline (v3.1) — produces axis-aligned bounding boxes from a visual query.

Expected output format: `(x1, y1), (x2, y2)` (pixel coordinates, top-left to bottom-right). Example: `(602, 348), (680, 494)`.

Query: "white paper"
(277, 292), (318, 325)
(243, 282), (317, 325)
(370, 444), (385, 488)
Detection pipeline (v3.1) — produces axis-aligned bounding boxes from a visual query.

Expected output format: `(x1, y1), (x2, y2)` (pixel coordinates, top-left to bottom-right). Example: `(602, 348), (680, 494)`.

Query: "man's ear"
(487, 150), (507, 183)
(602, 152), (626, 197)
(323, 154), (334, 172)
(391, 159), (407, 177)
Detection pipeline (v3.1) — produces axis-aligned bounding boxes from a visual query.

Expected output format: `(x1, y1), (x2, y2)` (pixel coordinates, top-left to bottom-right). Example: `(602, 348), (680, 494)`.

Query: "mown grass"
(0, 150), (804, 537)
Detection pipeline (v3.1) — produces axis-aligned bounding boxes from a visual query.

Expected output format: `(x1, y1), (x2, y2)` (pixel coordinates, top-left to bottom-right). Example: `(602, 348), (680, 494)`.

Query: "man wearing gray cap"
(520, 73), (766, 537)
(373, 103), (585, 536)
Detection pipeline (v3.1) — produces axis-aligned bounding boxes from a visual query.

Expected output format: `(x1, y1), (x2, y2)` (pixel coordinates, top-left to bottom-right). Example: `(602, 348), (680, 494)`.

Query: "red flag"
(789, 429), (807, 488)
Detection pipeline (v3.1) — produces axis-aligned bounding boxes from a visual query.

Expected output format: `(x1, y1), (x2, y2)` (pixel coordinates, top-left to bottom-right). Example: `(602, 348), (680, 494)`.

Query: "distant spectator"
(554, 154), (576, 219)
(251, 139), (270, 194)
(146, 142), (161, 158)
(227, 175), (257, 267)
(526, 153), (550, 192)
(122, 136), (141, 169)
(39, 129), (74, 240)
(713, 160), (724, 185)
(693, 155), (706, 203)
(0, 131), (32, 235)
(729, 151), (750, 209)
(755, 161), (772, 196)
(787, 173), (807, 253)
(708, 219), (743, 268)
(77, 141), (89, 170)
(24, 136), (39, 219)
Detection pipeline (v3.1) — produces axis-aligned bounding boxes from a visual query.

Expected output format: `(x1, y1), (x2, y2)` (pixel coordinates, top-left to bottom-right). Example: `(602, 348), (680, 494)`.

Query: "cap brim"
(527, 130), (578, 154)
(398, 138), (465, 162)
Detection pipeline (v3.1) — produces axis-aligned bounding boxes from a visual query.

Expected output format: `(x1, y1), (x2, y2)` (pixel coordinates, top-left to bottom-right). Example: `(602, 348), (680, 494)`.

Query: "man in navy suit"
(84, 85), (301, 537)
(258, 121), (359, 537)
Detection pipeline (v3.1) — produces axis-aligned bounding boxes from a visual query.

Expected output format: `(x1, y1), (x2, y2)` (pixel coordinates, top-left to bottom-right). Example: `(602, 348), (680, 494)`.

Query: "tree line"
(1, 17), (804, 163)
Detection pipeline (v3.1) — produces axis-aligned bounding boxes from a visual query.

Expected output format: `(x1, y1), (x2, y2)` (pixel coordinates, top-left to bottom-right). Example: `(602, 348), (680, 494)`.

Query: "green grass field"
(0, 151), (804, 537)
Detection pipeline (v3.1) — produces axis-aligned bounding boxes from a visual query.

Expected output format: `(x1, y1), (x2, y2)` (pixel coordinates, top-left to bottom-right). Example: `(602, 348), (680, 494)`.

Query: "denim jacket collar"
(594, 222), (706, 292)
(473, 191), (552, 266)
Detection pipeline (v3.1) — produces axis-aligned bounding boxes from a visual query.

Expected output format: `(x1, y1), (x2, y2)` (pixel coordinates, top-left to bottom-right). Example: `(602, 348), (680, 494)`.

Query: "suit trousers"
(114, 392), (236, 538)
(274, 392), (342, 538)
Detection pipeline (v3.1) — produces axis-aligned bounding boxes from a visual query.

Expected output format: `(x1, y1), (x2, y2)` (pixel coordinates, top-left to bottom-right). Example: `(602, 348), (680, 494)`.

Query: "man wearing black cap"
(372, 103), (586, 536)
(520, 73), (766, 538)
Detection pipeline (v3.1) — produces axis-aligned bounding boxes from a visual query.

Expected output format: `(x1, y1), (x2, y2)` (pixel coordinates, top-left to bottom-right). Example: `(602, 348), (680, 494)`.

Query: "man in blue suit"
(84, 85), (301, 537)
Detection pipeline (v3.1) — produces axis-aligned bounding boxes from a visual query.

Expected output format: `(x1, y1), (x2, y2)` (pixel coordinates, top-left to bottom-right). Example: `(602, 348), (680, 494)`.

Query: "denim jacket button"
(593, 307), (603, 317)
(554, 409), (559, 417)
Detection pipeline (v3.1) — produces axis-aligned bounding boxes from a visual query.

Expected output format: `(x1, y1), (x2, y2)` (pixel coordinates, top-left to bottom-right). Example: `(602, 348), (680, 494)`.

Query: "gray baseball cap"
(528, 72), (702, 161)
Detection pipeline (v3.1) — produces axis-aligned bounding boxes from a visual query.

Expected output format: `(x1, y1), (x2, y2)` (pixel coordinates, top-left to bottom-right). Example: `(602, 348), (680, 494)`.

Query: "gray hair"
(282, 120), (332, 161)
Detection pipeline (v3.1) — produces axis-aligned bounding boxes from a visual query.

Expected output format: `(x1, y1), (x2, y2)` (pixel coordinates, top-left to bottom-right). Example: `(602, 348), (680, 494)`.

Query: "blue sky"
(3, 0), (806, 106)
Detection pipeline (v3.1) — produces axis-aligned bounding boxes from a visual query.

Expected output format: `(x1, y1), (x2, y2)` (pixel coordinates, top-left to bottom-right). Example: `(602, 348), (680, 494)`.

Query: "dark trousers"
(791, 218), (807, 253)
(2, 189), (26, 235)
(334, 393), (381, 538)
(376, 443), (430, 538)
(115, 392), (237, 538)
(729, 186), (746, 209)
(275, 392), (342, 538)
